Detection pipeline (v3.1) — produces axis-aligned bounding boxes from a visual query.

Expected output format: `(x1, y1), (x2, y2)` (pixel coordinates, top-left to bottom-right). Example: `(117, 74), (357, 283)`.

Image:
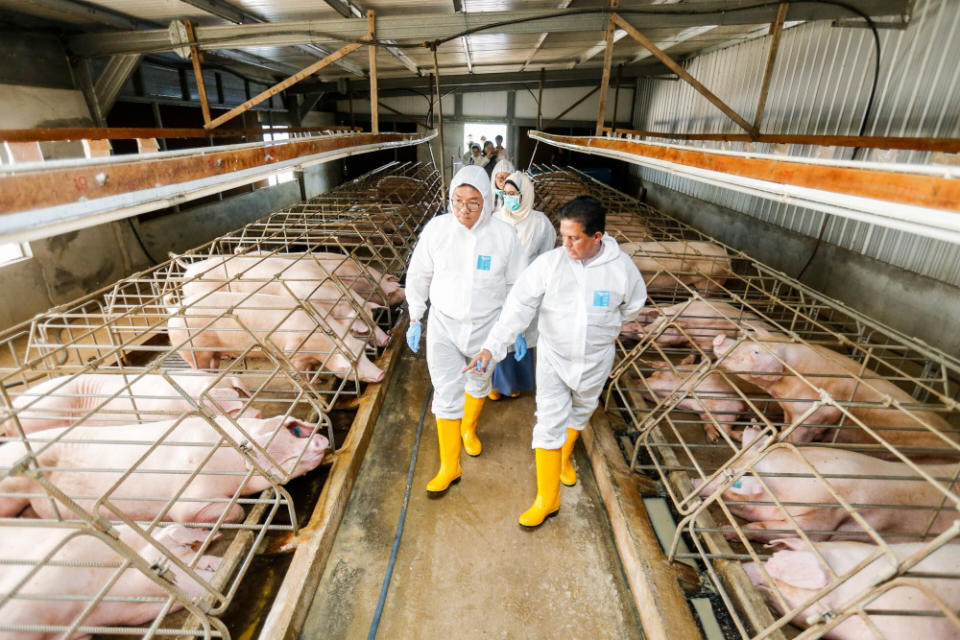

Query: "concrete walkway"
(300, 351), (643, 640)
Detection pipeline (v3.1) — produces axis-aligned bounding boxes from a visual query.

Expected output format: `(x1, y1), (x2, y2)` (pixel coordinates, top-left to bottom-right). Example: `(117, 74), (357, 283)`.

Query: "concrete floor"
(300, 351), (644, 640)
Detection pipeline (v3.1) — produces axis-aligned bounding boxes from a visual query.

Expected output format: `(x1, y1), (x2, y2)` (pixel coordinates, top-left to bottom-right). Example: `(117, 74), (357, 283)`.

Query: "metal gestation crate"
(0, 303), (331, 638)
(535, 168), (960, 639)
(0, 163), (441, 638)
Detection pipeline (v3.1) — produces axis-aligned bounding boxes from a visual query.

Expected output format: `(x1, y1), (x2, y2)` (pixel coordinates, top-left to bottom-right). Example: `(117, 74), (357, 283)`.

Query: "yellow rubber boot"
(560, 428), (580, 487)
(518, 448), (562, 528)
(460, 393), (485, 457)
(426, 418), (462, 495)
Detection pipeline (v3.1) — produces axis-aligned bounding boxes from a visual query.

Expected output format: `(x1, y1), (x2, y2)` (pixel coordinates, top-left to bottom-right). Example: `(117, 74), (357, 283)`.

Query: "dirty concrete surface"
(301, 352), (644, 640)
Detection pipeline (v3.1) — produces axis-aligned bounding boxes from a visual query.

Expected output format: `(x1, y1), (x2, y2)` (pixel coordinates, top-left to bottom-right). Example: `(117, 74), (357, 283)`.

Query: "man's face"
(560, 218), (603, 261)
(451, 184), (484, 229)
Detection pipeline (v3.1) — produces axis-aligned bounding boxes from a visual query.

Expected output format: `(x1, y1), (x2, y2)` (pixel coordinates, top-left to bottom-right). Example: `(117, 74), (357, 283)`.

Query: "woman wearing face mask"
(488, 171), (557, 401)
(489, 158), (515, 210)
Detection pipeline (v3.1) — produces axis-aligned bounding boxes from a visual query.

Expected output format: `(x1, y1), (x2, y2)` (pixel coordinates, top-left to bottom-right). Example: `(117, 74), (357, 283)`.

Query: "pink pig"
(712, 327), (956, 454)
(0, 414), (329, 522)
(2, 373), (261, 436)
(166, 292), (384, 383)
(619, 241), (732, 293)
(179, 255), (390, 347)
(641, 357), (747, 442)
(693, 427), (960, 542)
(629, 299), (771, 351)
(0, 524), (221, 640)
(744, 538), (960, 640)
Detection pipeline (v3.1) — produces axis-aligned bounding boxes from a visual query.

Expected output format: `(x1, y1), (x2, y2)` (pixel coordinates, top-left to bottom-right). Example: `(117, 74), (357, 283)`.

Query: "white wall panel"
(632, 0), (960, 287)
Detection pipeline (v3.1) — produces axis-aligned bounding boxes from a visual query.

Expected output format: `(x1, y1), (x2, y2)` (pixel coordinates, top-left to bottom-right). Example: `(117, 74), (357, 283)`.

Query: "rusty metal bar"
(204, 42), (363, 130)
(184, 21), (212, 126)
(753, 3), (789, 132)
(611, 12), (758, 137)
(594, 10), (617, 136)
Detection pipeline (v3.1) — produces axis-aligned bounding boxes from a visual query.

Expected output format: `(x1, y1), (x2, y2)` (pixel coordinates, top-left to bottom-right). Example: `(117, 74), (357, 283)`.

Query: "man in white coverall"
(406, 165), (527, 495)
(465, 196), (646, 526)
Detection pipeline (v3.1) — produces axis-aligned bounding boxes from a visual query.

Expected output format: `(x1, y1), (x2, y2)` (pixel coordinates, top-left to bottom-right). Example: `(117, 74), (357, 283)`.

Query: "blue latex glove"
(406, 321), (422, 353)
(513, 334), (527, 361)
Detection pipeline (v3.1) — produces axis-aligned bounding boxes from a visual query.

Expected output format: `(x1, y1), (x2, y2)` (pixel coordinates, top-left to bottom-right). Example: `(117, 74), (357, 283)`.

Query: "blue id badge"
(477, 255), (492, 271)
(593, 290), (611, 307)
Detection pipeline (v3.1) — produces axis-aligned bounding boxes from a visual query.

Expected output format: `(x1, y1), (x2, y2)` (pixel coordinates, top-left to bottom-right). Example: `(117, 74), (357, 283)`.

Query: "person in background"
(494, 134), (510, 162)
(477, 140), (497, 171)
(489, 158), (515, 210)
(465, 133), (474, 154)
(462, 143), (482, 166)
(488, 171), (557, 401)
(481, 140), (498, 175)
(406, 165), (527, 495)
(463, 196), (646, 527)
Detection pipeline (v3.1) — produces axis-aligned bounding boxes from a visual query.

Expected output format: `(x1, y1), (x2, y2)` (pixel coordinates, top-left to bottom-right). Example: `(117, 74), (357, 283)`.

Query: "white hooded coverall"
(482, 234), (646, 448)
(492, 171), (557, 350)
(407, 165), (528, 419)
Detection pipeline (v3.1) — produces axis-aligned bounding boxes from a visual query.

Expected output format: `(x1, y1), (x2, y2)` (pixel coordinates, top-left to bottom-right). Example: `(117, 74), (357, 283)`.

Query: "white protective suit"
(407, 165), (528, 419)
(492, 171), (557, 349)
(482, 234), (647, 448)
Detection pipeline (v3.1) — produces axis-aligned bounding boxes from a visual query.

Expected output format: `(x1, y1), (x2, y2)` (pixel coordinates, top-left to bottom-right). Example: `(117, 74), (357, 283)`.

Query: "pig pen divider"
(527, 167), (960, 639)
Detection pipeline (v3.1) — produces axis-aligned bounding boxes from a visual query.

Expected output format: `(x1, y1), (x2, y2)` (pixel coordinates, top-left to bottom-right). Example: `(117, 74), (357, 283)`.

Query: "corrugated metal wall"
(632, 0), (960, 287)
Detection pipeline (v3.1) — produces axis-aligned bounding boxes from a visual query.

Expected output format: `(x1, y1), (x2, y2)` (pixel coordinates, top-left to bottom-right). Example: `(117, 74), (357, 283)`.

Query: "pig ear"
(225, 377), (252, 398)
(281, 417), (316, 437)
(728, 475), (765, 499)
(385, 274), (400, 283)
(765, 550), (830, 590)
(680, 354), (697, 366)
(154, 525), (218, 549)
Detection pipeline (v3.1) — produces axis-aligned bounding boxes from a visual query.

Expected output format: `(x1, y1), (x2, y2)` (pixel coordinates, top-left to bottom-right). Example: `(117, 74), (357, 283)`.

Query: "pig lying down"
(693, 427), (960, 542)
(0, 414), (328, 522)
(1, 372), (261, 436)
(622, 298), (772, 352)
(166, 292), (384, 383)
(745, 538), (960, 640)
(0, 524), (221, 640)
(619, 241), (732, 294)
(175, 252), (400, 345)
(713, 327), (957, 454)
(641, 357), (748, 442)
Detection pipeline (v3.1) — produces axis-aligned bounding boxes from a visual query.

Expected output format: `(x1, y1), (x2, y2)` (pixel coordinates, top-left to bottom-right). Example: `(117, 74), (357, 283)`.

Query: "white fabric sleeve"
(406, 227), (434, 322)
(483, 261), (546, 363)
(504, 232), (529, 290)
(537, 219), (558, 258)
(618, 259), (648, 323)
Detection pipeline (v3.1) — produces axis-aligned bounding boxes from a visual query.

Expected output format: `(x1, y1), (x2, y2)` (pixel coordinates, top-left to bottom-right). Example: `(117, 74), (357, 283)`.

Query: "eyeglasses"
(451, 199), (483, 213)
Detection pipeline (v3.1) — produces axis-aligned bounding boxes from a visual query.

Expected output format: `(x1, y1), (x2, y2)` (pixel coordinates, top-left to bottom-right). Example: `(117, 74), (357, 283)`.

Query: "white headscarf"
(499, 171), (535, 224)
(489, 159), (515, 204)
(448, 164), (493, 230)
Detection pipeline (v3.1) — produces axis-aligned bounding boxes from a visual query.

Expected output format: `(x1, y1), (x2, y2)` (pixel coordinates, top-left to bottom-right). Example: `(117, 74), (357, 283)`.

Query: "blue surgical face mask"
(504, 194), (521, 211)
(495, 189), (504, 197)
